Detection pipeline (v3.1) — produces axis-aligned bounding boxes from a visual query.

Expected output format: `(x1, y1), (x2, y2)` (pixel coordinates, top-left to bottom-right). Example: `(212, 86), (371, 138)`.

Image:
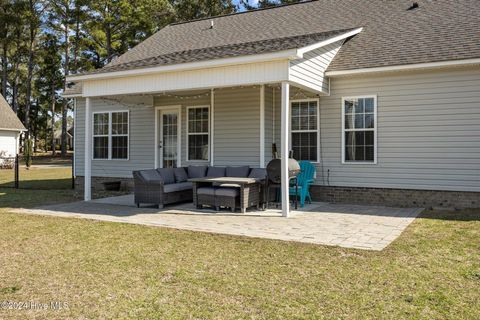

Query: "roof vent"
(407, 2), (419, 10)
(210, 20), (214, 29)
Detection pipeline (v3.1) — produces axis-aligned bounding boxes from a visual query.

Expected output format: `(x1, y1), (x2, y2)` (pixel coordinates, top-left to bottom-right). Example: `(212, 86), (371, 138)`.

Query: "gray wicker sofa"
(133, 166), (267, 209)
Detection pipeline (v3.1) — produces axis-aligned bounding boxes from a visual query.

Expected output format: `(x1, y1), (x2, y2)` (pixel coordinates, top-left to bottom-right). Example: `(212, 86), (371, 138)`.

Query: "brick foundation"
(310, 185), (479, 209)
(75, 176), (479, 209)
(75, 176), (134, 193)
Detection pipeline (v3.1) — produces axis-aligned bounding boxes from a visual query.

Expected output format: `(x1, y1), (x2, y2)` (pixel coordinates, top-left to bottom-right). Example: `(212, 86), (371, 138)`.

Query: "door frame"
(154, 105), (182, 168)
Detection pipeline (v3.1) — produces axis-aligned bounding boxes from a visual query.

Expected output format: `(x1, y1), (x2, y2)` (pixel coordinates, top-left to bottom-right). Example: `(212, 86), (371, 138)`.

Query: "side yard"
(0, 168), (478, 319)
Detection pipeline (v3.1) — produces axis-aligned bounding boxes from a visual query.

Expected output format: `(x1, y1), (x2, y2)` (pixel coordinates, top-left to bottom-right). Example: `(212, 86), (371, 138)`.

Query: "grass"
(0, 166), (73, 190)
(0, 169), (479, 319)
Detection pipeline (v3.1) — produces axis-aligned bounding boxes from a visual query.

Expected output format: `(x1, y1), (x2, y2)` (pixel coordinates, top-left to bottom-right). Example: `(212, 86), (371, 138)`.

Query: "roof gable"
(0, 95), (25, 131)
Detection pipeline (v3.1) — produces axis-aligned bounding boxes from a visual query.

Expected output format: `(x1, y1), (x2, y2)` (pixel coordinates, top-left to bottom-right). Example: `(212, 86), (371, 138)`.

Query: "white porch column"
(280, 82), (290, 217)
(259, 84), (265, 168)
(210, 89), (215, 166)
(84, 97), (92, 201)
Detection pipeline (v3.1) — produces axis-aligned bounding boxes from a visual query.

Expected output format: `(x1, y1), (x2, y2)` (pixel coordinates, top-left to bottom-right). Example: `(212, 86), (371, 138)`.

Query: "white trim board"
(326, 58), (480, 77)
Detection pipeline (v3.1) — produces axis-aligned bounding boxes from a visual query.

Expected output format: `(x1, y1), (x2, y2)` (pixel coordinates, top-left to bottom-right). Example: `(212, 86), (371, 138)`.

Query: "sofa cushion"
(196, 186), (216, 195)
(248, 168), (267, 180)
(188, 165), (208, 179)
(207, 166), (226, 178)
(163, 182), (193, 193)
(156, 168), (175, 184)
(215, 187), (240, 197)
(226, 166), (250, 178)
(174, 167), (188, 182)
(139, 169), (162, 183)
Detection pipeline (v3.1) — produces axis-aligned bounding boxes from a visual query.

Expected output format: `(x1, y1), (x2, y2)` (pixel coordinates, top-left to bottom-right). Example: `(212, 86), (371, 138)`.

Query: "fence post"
(15, 154), (19, 189)
(72, 154), (75, 189)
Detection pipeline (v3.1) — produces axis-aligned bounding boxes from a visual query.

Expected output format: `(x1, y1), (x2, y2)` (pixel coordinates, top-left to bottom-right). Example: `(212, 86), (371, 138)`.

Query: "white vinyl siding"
(82, 60), (289, 97)
(272, 67), (480, 192)
(73, 67), (480, 192)
(154, 86), (261, 167)
(264, 86), (274, 165)
(0, 130), (19, 157)
(213, 87), (261, 166)
(317, 67), (480, 192)
(74, 97), (154, 178)
(289, 40), (343, 93)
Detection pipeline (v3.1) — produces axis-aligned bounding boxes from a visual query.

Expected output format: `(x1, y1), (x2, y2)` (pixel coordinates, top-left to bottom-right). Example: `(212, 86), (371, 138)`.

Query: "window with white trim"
(187, 106), (209, 161)
(291, 100), (318, 161)
(93, 111), (129, 160)
(342, 96), (376, 163)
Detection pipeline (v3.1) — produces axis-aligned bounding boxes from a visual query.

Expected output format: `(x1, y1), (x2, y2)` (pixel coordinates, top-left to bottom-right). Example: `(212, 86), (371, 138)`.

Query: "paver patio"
(15, 195), (422, 250)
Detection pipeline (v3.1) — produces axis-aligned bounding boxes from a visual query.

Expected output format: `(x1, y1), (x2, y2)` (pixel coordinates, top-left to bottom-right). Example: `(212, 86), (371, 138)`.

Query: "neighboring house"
(53, 126), (74, 150)
(66, 0), (480, 213)
(0, 94), (25, 160)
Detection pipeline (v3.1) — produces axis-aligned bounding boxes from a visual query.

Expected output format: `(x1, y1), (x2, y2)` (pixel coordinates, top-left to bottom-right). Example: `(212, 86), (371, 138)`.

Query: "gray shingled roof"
(0, 95), (25, 131)
(89, 28), (354, 75)
(83, 0), (480, 76)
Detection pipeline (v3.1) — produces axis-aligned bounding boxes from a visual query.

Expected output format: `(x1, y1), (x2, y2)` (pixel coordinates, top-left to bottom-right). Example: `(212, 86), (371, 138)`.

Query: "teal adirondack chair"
(289, 161), (316, 207)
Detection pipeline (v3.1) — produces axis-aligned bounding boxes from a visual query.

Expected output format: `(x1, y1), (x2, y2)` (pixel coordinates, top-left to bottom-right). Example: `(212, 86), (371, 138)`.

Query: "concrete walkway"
(15, 195), (422, 250)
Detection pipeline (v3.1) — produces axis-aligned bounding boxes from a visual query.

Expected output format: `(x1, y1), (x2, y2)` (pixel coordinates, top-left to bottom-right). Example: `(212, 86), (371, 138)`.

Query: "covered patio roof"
(66, 28), (362, 97)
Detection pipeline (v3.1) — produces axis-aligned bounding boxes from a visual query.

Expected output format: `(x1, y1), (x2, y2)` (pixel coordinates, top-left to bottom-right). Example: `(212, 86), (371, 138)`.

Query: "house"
(53, 126), (74, 150)
(0, 94), (25, 160)
(65, 0), (480, 215)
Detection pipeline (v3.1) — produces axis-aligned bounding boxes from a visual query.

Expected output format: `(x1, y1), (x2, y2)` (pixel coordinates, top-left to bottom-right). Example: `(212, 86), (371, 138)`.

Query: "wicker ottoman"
(196, 186), (216, 210)
(215, 187), (240, 212)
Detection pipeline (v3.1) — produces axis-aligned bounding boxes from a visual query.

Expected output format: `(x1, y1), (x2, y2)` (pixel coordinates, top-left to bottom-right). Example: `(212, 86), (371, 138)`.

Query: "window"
(187, 106), (209, 161)
(291, 100), (318, 161)
(93, 111), (129, 160)
(342, 96), (376, 163)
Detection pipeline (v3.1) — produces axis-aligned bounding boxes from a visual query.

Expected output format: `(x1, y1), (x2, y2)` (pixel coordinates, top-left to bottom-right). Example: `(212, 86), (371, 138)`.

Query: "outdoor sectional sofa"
(133, 166), (267, 210)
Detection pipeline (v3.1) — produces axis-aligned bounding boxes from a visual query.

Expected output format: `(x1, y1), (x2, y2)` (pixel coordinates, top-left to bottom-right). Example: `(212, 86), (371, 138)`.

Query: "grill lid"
(266, 158), (300, 184)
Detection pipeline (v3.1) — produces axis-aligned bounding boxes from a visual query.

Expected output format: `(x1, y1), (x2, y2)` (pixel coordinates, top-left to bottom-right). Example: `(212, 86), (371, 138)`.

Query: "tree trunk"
(51, 84), (56, 156)
(33, 99), (39, 153)
(61, 23), (70, 158)
(25, 33), (35, 138)
(1, 44), (7, 98)
(106, 25), (112, 63)
(12, 65), (18, 114)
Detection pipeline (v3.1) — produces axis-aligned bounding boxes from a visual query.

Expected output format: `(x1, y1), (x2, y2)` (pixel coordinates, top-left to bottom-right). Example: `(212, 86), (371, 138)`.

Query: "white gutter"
(66, 28), (364, 83)
(326, 58), (480, 77)
(0, 127), (27, 132)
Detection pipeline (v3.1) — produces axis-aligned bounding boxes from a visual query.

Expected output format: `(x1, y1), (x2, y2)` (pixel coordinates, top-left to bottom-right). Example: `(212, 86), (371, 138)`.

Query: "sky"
(233, 0), (260, 11)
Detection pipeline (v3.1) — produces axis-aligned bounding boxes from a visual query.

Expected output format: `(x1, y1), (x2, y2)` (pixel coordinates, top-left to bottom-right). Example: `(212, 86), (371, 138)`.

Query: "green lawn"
(0, 169), (478, 319)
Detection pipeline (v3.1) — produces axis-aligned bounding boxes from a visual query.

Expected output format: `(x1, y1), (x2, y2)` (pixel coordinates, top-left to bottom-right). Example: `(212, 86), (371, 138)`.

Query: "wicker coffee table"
(189, 177), (261, 213)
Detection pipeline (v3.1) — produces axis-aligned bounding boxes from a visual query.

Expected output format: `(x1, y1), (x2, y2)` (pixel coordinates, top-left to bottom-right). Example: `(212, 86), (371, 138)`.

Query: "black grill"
(266, 158), (300, 184)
